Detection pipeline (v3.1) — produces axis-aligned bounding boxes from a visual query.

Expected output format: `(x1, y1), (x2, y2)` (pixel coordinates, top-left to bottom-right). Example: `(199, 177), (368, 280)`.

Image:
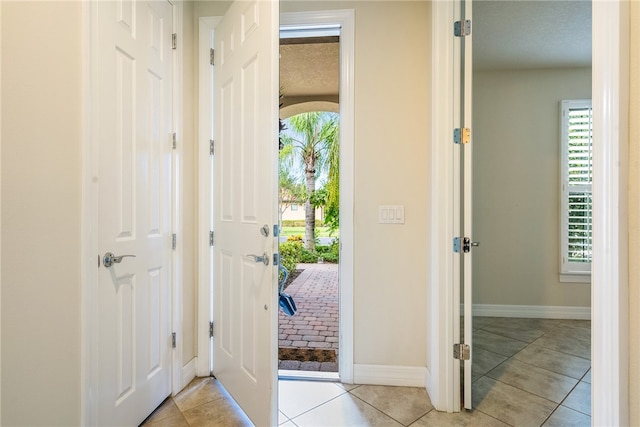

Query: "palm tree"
(280, 112), (339, 251)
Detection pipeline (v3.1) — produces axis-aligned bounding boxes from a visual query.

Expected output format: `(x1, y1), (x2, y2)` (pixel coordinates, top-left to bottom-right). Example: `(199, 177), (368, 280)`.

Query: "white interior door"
(96, 1), (174, 425)
(212, 1), (279, 426)
(454, 0), (474, 411)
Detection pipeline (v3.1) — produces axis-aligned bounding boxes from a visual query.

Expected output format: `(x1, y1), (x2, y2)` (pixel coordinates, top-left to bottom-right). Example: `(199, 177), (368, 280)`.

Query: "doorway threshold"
(278, 370), (339, 382)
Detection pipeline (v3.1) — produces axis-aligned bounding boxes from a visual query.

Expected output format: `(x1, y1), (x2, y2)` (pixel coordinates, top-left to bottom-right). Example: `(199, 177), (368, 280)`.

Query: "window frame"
(560, 99), (592, 283)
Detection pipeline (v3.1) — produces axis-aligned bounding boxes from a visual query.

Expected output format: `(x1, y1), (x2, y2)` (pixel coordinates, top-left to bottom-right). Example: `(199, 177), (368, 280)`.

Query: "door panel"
(213, 1), (279, 426)
(97, 1), (173, 425)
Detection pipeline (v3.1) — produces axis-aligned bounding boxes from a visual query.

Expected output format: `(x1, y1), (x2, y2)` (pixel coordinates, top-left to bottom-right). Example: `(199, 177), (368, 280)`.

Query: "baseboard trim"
(182, 357), (197, 390)
(472, 304), (591, 320)
(353, 364), (426, 387)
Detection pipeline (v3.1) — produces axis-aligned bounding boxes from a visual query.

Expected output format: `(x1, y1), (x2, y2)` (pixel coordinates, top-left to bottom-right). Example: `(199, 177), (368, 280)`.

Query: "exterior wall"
(473, 67), (591, 308)
(281, 1), (430, 369)
(1, 2), (82, 425)
(280, 204), (324, 223)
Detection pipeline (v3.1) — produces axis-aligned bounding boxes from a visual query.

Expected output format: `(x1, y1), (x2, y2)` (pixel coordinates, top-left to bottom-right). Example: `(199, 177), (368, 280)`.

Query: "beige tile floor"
(141, 317), (591, 426)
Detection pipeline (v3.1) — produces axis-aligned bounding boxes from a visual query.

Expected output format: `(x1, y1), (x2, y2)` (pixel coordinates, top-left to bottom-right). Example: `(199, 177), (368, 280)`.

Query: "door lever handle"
(103, 252), (136, 268)
(246, 253), (269, 266)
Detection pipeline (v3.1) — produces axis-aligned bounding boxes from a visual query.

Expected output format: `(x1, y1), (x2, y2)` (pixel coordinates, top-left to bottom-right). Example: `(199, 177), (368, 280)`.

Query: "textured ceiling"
(474, 0), (592, 70)
(279, 42), (339, 98)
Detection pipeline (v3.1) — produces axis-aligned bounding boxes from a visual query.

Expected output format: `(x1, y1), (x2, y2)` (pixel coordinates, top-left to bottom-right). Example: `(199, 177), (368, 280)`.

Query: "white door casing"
(212, 1), (279, 426)
(95, 1), (174, 425)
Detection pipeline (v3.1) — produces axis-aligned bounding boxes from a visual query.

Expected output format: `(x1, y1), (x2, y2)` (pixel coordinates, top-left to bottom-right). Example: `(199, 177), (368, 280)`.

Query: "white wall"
(473, 67), (591, 308)
(629, 2), (640, 423)
(1, 2), (82, 425)
(280, 1), (431, 370)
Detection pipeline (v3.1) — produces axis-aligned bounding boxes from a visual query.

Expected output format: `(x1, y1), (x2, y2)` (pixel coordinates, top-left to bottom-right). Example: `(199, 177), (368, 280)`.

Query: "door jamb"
(427, 0), (630, 421)
(279, 9), (355, 383)
(197, 9), (355, 382)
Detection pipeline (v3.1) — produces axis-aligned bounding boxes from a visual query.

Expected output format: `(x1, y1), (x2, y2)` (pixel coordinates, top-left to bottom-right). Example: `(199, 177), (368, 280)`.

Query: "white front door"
(96, 1), (174, 425)
(212, 1), (279, 426)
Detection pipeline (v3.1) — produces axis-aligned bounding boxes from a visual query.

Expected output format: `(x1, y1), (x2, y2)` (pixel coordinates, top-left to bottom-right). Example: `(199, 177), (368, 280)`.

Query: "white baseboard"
(472, 304), (591, 320)
(353, 364), (426, 387)
(182, 357), (197, 389)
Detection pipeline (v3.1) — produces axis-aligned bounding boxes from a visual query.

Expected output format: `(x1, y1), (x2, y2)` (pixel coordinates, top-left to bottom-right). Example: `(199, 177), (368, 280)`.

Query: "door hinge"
(172, 234), (177, 250)
(172, 332), (177, 348)
(172, 132), (177, 149)
(210, 139), (215, 156)
(454, 237), (478, 253)
(209, 321), (214, 338)
(172, 33), (177, 49)
(454, 127), (471, 144)
(209, 231), (214, 247)
(210, 48), (215, 66)
(453, 343), (470, 360)
(454, 20), (471, 37)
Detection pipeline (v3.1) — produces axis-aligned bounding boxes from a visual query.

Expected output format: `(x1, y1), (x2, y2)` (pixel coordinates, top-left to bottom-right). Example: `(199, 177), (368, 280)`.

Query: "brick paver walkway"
(278, 263), (338, 372)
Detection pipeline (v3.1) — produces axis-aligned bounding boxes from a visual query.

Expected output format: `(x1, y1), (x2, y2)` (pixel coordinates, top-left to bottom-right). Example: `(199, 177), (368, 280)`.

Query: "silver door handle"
(246, 253), (269, 266)
(103, 252), (136, 268)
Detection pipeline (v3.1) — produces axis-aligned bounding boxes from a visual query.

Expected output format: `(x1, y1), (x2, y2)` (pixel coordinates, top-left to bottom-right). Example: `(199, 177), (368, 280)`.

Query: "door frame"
(81, 1), (184, 423)
(427, 1), (630, 423)
(196, 9), (356, 383)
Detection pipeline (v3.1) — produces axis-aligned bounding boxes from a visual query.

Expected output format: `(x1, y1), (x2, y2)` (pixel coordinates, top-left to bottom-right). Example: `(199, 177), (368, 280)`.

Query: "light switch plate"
(378, 205), (405, 224)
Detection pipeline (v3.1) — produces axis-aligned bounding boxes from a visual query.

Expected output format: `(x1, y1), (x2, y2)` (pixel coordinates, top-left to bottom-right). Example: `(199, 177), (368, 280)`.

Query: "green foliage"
(282, 220), (324, 228)
(279, 239), (340, 266)
(279, 240), (303, 277)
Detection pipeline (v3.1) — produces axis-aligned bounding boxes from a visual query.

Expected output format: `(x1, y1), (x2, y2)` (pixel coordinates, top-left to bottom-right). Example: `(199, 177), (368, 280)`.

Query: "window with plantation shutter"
(560, 100), (592, 282)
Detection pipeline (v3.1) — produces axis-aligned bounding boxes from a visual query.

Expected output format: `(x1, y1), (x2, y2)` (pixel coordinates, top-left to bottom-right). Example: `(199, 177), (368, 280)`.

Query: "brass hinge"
(454, 127), (471, 144)
(210, 48), (215, 66)
(454, 20), (471, 37)
(453, 343), (470, 360)
(172, 332), (177, 348)
(172, 33), (177, 49)
(209, 321), (214, 338)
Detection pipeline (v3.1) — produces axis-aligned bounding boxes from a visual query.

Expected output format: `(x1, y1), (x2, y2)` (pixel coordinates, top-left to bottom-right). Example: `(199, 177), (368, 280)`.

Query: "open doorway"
(277, 28), (341, 376)
(468, 0), (593, 423)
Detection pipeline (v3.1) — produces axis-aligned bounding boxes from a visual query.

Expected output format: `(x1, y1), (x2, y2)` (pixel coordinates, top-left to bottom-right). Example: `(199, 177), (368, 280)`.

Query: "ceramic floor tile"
(173, 377), (228, 412)
(532, 334), (591, 360)
(583, 369), (591, 384)
(473, 317), (501, 330)
(279, 410), (290, 425)
(143, 413), (190, 427)
(278, 380), (346, 419)
(513, 344), (591, 379)
(181, 396), (253, 427)
(562, 381), (591, 416)
(543, 405), (591, 427)
(544, 323), (591, 343)
(143, 398), (184, 424)
(474, 329), (529, 357)
(412, 409), (510, 427)
(481, 322), (546, 343)
(289, 392), (403, 426)
(473, 376), (557, 426)
(349, 384), (434, 426)
(490, 317), (562, 332)
(559, 319), (591, 329)
(472, 348), (509, 381)
(486, 359), (578, 403)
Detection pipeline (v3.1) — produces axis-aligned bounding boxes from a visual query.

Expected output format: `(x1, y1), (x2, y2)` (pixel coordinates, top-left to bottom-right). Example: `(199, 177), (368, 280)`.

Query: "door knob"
(103, 252), (136, 268)
(246, 253), (269, 266)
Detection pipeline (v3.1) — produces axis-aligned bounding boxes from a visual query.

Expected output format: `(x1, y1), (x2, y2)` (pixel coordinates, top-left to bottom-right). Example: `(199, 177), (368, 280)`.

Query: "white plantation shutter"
(561, 100), (592, 278)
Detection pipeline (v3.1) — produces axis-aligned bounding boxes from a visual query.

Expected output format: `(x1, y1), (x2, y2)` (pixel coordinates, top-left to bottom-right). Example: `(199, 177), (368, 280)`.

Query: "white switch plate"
(378, 205), (405, 224)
